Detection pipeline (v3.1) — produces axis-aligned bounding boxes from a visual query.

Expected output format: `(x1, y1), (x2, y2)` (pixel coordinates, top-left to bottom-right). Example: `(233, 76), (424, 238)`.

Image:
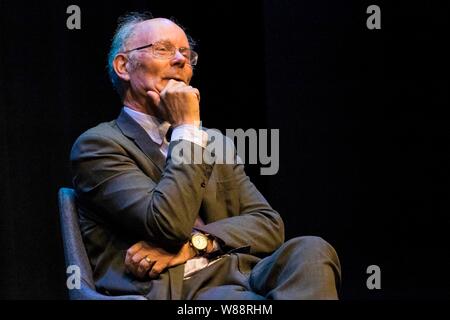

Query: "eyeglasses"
(122, 40), (198, 66)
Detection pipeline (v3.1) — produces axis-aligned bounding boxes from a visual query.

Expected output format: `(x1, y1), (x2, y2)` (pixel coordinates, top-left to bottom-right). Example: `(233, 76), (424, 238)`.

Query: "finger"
(137, 258), (155, 278)
(192, 88), (200, 102)
(127, 241), (144, 256)
(180, 86), (200, 102)
(130, 249), (153, 265)
(125, 242), (144, 265)
(160, 79), (186, 96)
(148, 261), (167, 279)
(146, 90), (161, 107)
(125, 261), (139, 276)
(166, 78), (186, 88)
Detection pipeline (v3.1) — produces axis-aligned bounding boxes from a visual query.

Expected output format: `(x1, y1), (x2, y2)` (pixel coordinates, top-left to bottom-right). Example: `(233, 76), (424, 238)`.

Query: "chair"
(58, 187), (146, 300)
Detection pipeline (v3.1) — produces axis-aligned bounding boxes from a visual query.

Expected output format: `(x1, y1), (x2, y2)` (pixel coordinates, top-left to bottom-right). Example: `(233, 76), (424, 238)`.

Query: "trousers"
(181, 236), (341, 300)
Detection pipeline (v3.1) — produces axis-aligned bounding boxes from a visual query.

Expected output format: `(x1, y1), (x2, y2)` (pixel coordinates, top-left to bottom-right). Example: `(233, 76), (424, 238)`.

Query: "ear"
(113, 53), (131, 82)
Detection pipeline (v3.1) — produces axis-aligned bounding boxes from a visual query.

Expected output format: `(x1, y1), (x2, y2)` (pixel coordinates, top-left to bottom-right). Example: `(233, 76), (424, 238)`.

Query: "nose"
(170, 50), (187, 68)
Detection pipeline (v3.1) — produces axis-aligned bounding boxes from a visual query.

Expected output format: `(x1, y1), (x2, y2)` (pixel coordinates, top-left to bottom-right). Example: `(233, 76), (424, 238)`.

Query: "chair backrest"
(58, 188), (96, 297)
(58, 187), (147, 300)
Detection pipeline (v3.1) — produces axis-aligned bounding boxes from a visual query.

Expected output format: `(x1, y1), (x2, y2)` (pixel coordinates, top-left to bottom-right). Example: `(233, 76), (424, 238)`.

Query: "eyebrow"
(155, 38), (190, 48)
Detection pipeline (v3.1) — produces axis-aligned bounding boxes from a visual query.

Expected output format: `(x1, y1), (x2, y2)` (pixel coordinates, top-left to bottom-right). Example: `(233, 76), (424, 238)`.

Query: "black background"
(0, 0), (448, 299)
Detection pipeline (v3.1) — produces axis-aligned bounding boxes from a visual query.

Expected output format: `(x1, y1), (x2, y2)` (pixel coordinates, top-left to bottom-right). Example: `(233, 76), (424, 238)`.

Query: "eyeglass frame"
(121, 41), (198, 66)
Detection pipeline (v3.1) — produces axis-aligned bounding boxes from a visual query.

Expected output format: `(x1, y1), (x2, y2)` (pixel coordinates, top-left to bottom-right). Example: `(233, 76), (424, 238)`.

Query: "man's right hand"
(147, 79), (200, 126)
(125, 240), (197, 279)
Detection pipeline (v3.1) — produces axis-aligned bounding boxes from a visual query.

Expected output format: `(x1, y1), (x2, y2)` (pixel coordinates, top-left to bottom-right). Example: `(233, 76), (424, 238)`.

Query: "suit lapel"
(116, 109), (166, 176)
(168, 264), (185, 300)
(117, 110), (186, 298)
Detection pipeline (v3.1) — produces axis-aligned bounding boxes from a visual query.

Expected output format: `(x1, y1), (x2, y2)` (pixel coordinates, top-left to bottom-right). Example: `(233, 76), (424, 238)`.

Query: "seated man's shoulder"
(79, 119), (121, 139)
(71, 119), (126, 156)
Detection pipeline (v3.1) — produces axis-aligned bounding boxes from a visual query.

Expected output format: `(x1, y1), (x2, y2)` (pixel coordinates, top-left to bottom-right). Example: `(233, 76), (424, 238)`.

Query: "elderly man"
(70, 12), (341, 299)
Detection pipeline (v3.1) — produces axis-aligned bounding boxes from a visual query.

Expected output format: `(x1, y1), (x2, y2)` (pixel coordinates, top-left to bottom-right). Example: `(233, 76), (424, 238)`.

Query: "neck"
(122, 91), (156, 116)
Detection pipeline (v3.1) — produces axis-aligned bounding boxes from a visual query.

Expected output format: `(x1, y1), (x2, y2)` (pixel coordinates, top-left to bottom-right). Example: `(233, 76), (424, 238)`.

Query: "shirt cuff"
(171, 124), (208, 148)
(212, 239), (220, 252)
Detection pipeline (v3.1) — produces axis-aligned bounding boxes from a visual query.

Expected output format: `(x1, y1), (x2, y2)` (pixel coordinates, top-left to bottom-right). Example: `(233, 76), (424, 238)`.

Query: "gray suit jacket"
(70, 110), (284, 299)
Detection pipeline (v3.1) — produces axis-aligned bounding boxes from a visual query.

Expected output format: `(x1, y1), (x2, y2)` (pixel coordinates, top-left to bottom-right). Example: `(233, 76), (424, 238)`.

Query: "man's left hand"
(125, 241), (196, 279)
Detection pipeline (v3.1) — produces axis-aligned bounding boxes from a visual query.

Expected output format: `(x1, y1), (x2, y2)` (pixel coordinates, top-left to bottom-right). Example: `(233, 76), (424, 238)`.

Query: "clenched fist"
(147, 79), (201, 127)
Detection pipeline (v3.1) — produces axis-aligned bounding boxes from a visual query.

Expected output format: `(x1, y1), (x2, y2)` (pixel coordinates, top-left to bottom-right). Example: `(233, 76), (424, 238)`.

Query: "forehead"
(131, 18), (190, 47)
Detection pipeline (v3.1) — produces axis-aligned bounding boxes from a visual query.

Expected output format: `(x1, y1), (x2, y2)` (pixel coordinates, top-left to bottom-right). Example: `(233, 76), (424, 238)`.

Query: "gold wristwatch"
(190, 232), (209, 255)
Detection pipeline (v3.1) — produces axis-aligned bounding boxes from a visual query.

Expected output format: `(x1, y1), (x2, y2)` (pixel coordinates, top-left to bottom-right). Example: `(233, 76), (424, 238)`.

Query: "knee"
(275, 237), (342, 291)
(283, 236), (340, 266)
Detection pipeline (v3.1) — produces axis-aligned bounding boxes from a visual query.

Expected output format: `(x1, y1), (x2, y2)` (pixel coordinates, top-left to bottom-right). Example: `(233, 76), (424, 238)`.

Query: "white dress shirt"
(123, 106), (218, 278)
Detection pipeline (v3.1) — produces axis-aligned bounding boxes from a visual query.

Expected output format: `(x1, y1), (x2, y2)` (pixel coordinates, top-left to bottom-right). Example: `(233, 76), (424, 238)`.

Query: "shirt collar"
(123, 106), (170, 146)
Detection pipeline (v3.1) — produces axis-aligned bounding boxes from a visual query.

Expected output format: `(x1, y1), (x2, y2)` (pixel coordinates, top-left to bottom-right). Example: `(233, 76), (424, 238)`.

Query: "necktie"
(157, 121), (171, 147)
(165, 125), (173, 144)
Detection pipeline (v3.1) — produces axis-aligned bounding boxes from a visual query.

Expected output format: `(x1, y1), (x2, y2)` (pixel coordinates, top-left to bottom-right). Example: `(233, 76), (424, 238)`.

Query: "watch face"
(192, 234), (208, 251)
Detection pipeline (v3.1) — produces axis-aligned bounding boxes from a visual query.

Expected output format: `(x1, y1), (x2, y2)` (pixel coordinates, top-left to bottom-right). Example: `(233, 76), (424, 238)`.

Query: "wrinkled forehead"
(129, 18), (190, 49)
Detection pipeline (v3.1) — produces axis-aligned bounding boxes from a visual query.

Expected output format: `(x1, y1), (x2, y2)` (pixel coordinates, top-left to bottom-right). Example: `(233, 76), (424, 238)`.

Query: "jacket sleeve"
(194, 161), (285, 257)
(71, 132), (214, 252)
